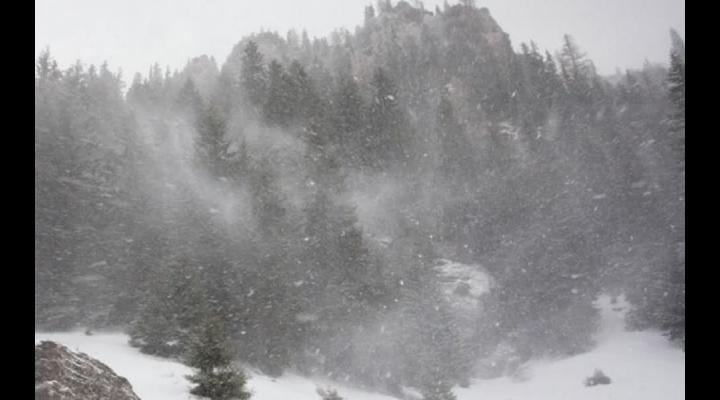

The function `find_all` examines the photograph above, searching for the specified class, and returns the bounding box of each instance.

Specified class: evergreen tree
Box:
[332,74,366,163]
[195,103,228,176]
[288,60,327,134]
[128,256,191,357]
[558,35,595,109]
[186,316,252,400]
[36,48,61,82]
[240,41,267,110]
[664,30,685,349]
[668,29,685,133]
[364,5,375,24]
[175,78,204,118]
[263,60,294,127]
[625,30,685,350]
[365,67,408,169]
[541,50,563,107]
[224,139,251,184]
[246,155,288,240]
[420,379,457,400]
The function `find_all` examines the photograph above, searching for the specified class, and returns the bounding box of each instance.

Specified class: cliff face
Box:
[35,341,141,400]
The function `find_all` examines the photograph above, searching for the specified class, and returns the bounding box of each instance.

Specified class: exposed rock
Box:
[35,341,140,400]
[434,258,492,309]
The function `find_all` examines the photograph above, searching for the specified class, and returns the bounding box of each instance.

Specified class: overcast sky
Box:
[35,0,684,79]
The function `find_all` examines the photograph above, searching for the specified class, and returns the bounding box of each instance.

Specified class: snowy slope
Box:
[455,295,685,400]
[35,295,684,400]
[33,332,397,400]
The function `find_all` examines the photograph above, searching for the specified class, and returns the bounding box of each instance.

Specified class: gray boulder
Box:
[35,340,141,400]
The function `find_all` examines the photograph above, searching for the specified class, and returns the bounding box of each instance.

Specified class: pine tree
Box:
[195,103,228,176]
[225,139,250,185]
[420,379,457,400]
[558,35,594,108]
[128,256,186,357]
[129,292,180,356]
[246,155,288,240]
[186,317,252,400]
[263,60,294,127]
[364,5,375,24]
[662,32,685,348]
[541,50,563,107]
[365,67,408,169]
[668,29,685,133]
[240,41,267,110]
[460,0,475,8]
[175,78,204,120]
[332,74,366,163]
[288,60,327,134]
[625,30,685,349]
[36,48,61,82]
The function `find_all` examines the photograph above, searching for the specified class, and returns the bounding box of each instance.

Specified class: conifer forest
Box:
[35,2,685,399]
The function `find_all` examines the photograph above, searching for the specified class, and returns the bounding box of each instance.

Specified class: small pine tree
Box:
[420,379,457,400]
[186,317,252,400]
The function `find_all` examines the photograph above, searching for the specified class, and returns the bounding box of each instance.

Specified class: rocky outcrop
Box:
[35,341,140,400]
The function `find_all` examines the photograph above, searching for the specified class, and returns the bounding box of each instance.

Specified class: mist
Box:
[35,1,684,399]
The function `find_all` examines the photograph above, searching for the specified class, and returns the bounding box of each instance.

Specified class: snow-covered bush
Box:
[584,369,611,386]
[316,387,343,400]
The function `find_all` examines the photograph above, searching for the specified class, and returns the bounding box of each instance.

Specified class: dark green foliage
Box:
[668,29,685,133]
[240,41,267,109]
[263,60,295,127]
[195,103,229,176]
[175,78,204,118]
[35,50,140,330]
[186,317,252,400]
[364,67,409,169]
[623,30,685,350]
[420,380,457,400]
[558,34,595,108]
[332,74,366,163]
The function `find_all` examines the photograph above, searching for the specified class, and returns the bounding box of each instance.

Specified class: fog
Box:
[35,1,684,399]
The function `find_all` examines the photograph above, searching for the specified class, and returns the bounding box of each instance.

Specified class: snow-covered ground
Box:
[33,333,397,400]
[35,294,684,400]
[455,295,685,400]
